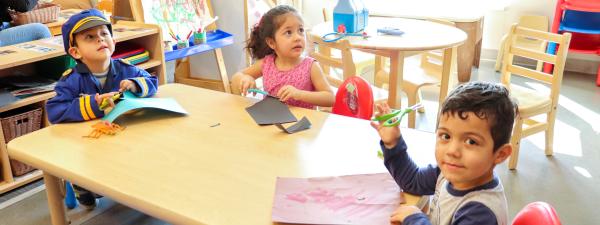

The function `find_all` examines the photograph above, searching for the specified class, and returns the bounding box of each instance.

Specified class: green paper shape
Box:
[102,91,187,123]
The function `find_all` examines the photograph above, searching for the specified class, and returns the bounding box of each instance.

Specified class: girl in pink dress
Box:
[231,5,334,109]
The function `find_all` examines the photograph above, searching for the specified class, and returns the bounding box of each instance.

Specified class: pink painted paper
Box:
[272,173,405,224]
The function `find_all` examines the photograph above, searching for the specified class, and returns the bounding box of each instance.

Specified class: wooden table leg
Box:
[213,48,231,94]
[439,48,454,108]
[455,19,483,83]
[374,56,385,87]
[44,172,68,225]
[473,18,484,68]
[387,51,405,108]
[473,38,483,68]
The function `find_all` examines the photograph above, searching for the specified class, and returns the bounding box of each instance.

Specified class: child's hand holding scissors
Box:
[239,74,257,96]
[95,92,120,111]
[370,103,401,149]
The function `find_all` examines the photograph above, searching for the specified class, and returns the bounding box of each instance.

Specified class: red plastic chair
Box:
[332,76,374,120]
[544,0,600,86]
[512,202,562,225]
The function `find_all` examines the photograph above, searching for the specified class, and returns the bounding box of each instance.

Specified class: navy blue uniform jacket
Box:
[46,59,158,123]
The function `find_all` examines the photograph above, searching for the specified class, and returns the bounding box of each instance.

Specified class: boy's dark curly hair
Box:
[439,81,518,151]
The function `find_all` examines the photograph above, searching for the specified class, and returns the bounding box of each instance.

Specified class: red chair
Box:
[512,202,562,225]
[544,0,600,86]
[332,76,374,120]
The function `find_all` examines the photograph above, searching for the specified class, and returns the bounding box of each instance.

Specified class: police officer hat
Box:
[61,9,112,53]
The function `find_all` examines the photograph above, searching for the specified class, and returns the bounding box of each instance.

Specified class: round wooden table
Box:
[310,17,467,109]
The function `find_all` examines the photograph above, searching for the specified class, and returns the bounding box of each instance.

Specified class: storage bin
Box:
[1,107,42,176]
[9,3,61,25]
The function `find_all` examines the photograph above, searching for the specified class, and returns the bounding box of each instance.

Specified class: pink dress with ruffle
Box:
[262,54,316,109]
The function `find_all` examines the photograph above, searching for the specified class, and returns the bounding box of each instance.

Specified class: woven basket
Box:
[1,107,42,176]
[9,3,60,25]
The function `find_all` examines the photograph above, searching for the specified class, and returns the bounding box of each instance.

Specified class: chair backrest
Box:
[519,15,549,32]
[515,15,549,47]
[561,10,600,31]
[332,76,373,120]
[500,24,571,105]
[420,19,456,76]
[512,202,562,225]
[564,0,600,12]
[308,33,357,87]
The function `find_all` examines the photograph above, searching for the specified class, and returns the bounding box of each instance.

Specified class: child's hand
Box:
[277,85,300,102]
[238,75,257,96]
[119,80,138,93]
[370,103,401,149]
[390,205,421,224]
[95,92,120,109]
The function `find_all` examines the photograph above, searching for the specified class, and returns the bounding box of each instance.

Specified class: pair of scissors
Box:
[247,88,281,99]
[371,103,423,127]
[99,92,123,110]
[247,88,270,96]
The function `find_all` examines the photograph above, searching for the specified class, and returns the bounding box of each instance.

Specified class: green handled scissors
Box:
[247,88,269,96]
[247,88,280,99]
[371,103,423,127]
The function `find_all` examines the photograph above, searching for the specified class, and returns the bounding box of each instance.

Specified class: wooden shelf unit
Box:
[0,22,166,194]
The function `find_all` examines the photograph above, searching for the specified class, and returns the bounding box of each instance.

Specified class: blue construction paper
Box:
[102,91,187,123]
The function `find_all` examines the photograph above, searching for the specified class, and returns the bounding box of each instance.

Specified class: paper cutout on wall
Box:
[102,91,187,123]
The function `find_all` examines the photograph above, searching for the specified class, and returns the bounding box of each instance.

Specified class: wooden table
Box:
[310,17,466,109]
[8,84,436,225]
[368,2,484,82]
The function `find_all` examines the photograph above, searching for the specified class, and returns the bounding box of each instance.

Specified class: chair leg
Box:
[407,90,417,129]
[596,65,600,86]
[535,60,544,72]
[545,110,557,156]
[494,44,504,72]
[374,56,386,87]
[508,117,524,170]
[416,89,425,113]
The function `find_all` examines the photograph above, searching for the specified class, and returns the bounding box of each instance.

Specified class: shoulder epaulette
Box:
[62,68,73,77]
[118,58,133,66]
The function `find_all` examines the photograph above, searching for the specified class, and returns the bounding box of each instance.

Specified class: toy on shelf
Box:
[333,0,368,33]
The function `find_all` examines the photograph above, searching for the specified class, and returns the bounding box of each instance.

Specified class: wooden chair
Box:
[308,33,387,102]
[500,24,571,170]
[308,34,354,87]
[374,19,457,128]
[495,15,549,72]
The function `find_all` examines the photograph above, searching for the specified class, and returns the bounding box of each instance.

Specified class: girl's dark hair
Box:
[246,5,301,59]
[439,81,518,151]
